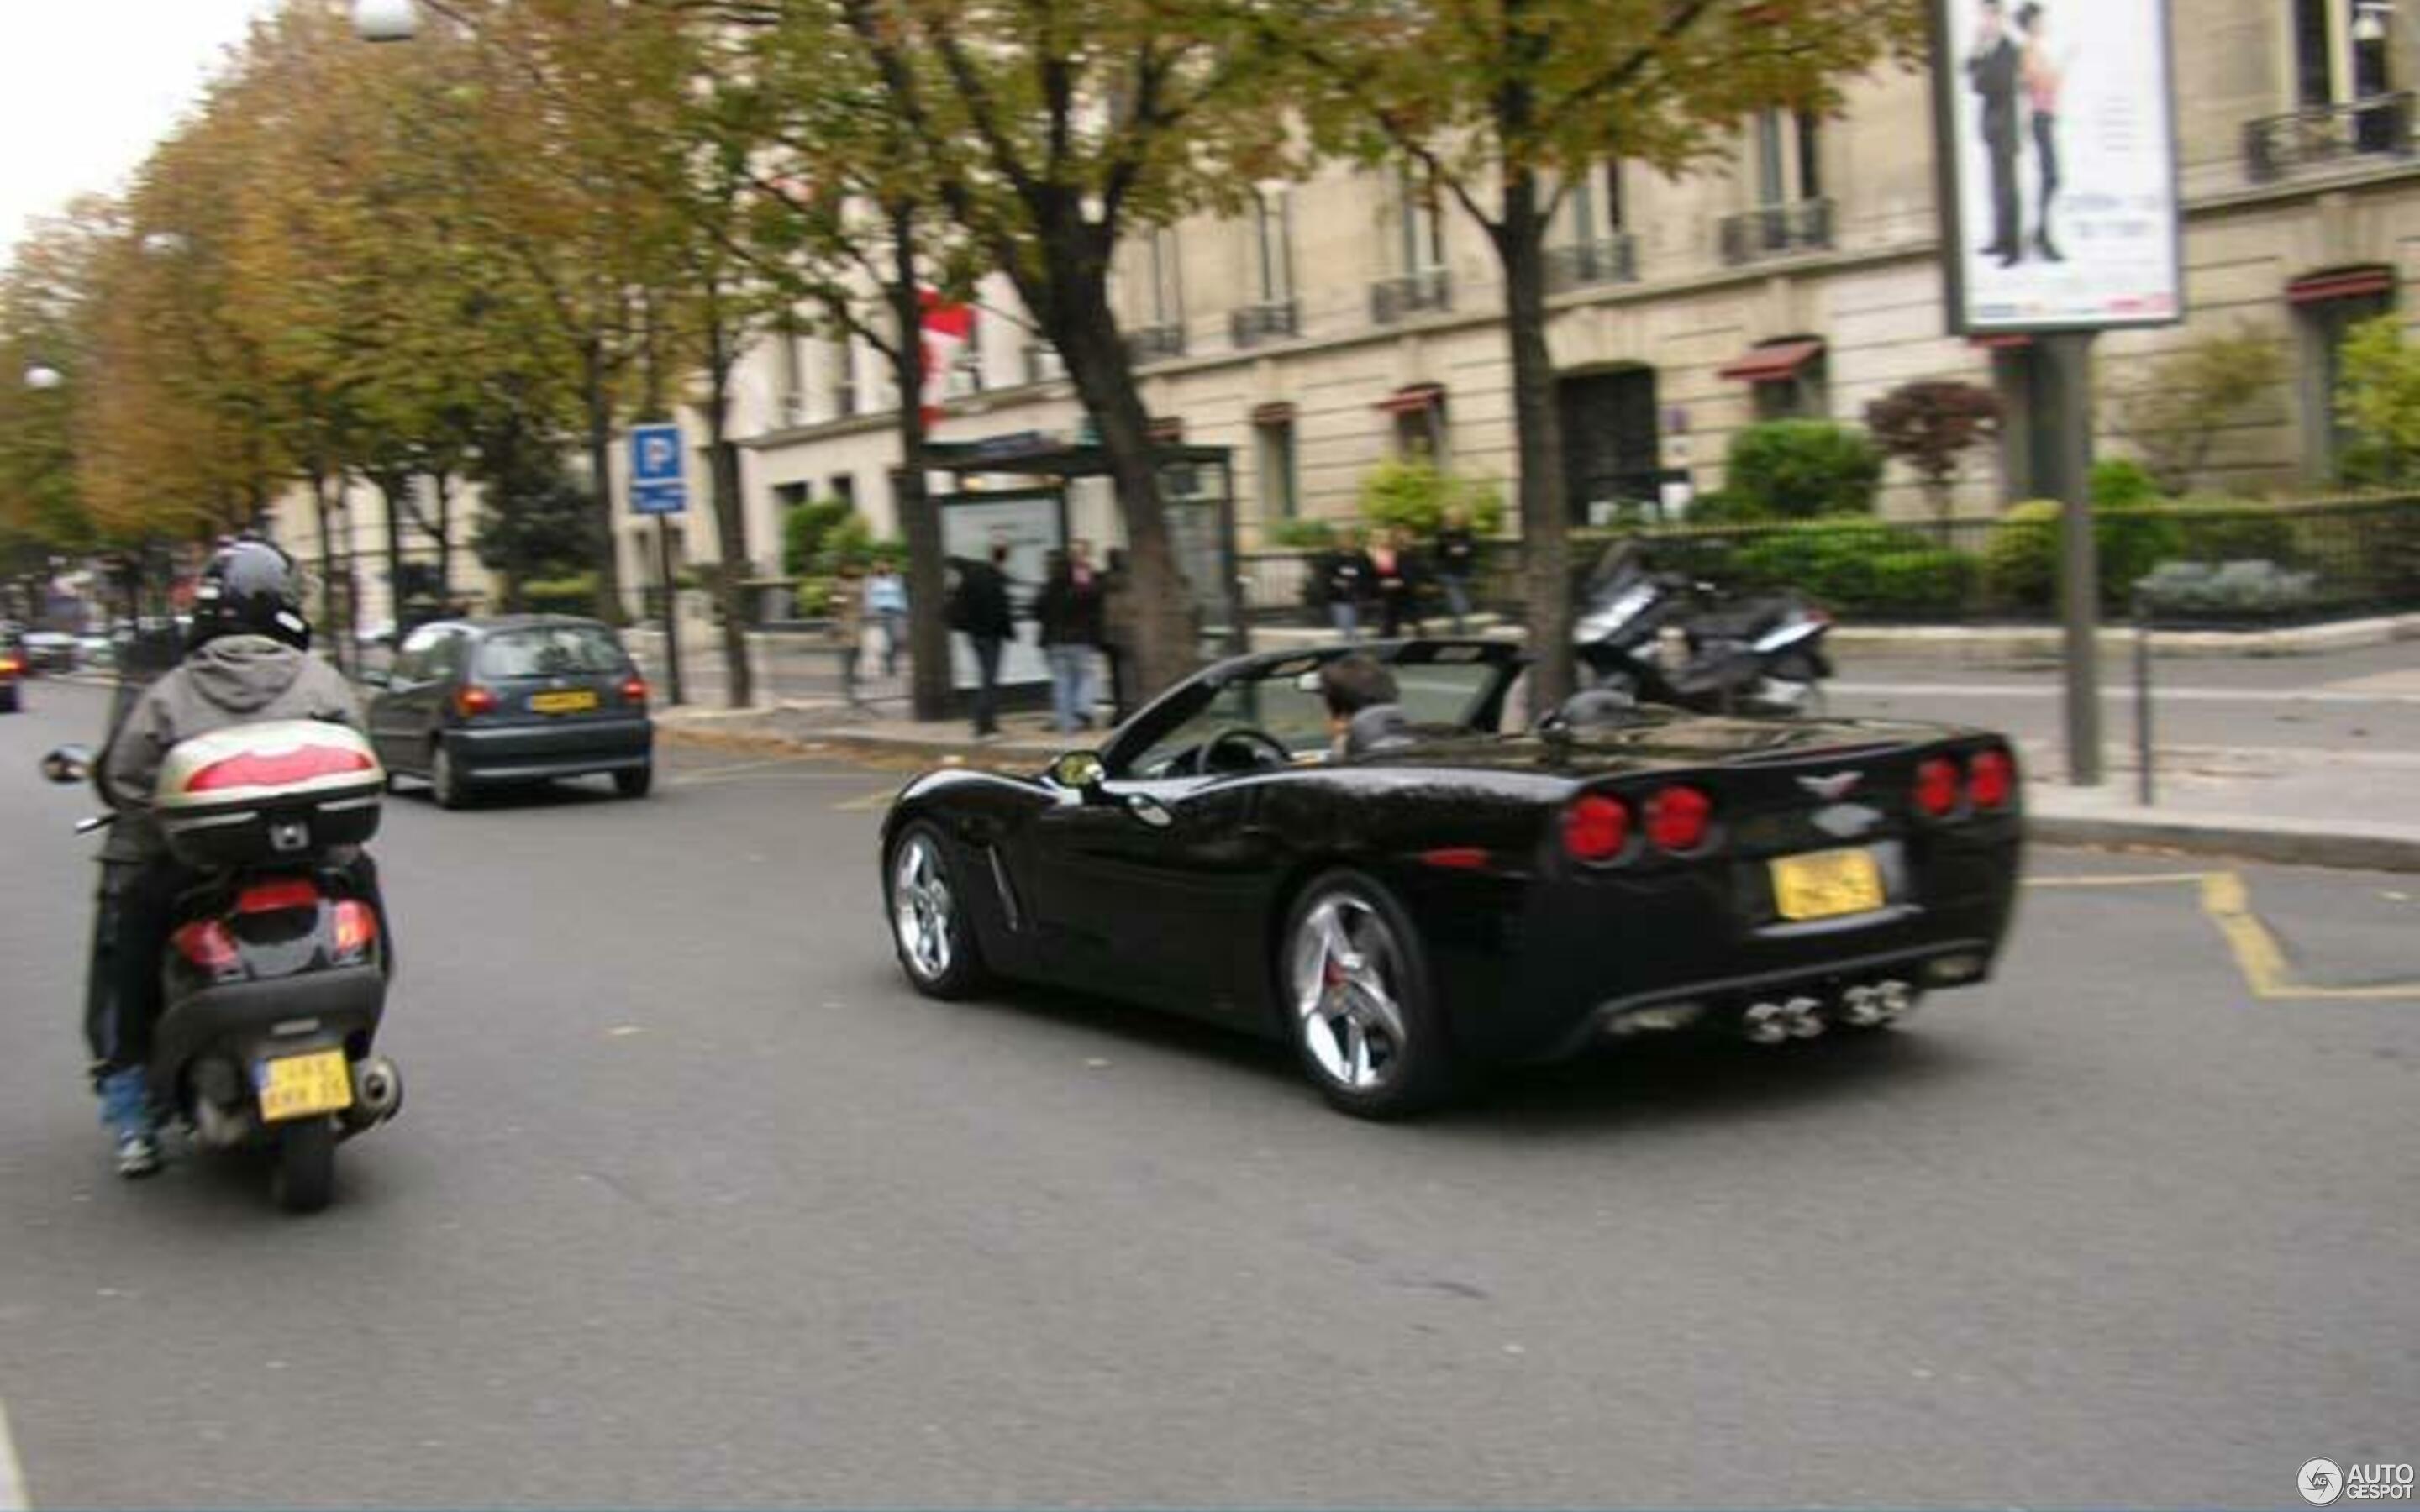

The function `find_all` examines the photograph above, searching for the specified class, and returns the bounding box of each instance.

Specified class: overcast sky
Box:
[3,0,283,258]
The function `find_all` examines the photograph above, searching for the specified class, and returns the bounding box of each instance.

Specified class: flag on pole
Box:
[918,290,976,428]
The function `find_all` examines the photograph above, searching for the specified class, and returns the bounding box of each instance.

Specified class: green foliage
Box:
[520,574,598,617]
[794,576,839,618]
[1728,520,1962,614]
[1355,459,1507,538]
[471,434,594,593]
[781,499,853,576]
[1268,517,1337,550]
[2111,328,2286,493]
[1723,422,1884,519]
[1862,380,2002,519]
[1982,500,2186,612]
[2336,314,2420,486]
[2090,458,2164,508]
[2166,498,2299,564]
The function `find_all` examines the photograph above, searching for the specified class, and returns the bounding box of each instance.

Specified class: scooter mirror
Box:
[40,744,94,785]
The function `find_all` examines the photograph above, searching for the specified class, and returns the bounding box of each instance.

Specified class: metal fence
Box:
[1239,495,2420,630]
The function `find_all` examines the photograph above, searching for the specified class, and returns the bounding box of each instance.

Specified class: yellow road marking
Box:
[2028,870,2420,1001]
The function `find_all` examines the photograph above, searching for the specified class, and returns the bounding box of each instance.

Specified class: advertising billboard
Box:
[1932,0,2183,333]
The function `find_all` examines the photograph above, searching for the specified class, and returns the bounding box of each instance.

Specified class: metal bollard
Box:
[2132,585,2155,807]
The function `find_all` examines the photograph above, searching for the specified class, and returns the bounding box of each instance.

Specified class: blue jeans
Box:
[1440,574,1472,633]
[871,610,907,676]
[1329,601,1360,643]
[1047,644,1094,732]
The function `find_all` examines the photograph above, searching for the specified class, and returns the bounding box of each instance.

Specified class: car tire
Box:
[431,742,471,811]
[613,764,653,799]
[1281,869,1457,1119]
[270,1116,336,1215]
[886,821,990,1000]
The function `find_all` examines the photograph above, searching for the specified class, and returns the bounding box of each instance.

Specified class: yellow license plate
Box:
[1770,848,1886,921]
[256,1050,354,1123]
[529,690,598,714]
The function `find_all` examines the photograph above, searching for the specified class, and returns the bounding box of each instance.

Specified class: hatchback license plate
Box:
[1770,848,1886,921]
[256,1050,353,1123]
[529,690,598,714]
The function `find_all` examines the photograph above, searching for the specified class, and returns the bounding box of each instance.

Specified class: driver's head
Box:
[1318,653,1398,744]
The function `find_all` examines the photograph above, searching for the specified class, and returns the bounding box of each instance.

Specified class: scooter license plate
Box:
[256,1050,353,1122]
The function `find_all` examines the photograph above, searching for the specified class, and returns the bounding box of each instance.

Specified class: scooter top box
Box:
[153,720,384,869]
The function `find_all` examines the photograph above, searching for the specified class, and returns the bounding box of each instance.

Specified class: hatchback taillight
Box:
[455,685,498,718]
[1969,748,2015,810]
[1914,756,1962,819]
[620,675,649,706]
[1561,794,1631,864]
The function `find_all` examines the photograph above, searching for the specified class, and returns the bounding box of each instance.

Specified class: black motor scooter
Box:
[1573,541,1833,714]
[45,718,402,1213]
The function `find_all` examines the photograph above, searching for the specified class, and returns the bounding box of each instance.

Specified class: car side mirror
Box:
[1048,750,1106,792]
[41,744,93,785]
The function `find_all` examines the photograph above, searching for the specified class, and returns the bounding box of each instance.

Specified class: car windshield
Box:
[1122,652,1507,779]
[477,626,625,680]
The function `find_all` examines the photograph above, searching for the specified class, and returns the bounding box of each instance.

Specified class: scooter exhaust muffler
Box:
[343,1055,404,1132]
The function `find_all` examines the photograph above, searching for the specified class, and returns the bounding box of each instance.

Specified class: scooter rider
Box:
[84,538,378,1179]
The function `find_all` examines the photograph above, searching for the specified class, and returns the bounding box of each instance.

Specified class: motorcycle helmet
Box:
[189,538,311,651]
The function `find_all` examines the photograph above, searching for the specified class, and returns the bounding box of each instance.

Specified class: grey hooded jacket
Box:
[97,635,365,864]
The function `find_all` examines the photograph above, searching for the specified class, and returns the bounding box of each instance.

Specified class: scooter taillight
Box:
[172,920,242,974]
[236,878,321,914]
[331,900,379,962]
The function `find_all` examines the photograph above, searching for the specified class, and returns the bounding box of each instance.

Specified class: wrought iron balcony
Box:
[1544,235,1640,293]
[1228,299,1301,348]
[1124,323,1187,365]
[1718,199,1834,266]
[1370,268,1452,324]
[2244,93,2415,182]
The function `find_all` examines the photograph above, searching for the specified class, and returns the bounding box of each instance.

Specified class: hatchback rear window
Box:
[477,626,627,680]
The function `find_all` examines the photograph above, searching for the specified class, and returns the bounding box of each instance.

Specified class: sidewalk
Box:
[656,690,2420,874]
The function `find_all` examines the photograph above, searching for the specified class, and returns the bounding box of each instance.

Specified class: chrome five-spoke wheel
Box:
[1282,873,1453,1117]
[888,823,986,998]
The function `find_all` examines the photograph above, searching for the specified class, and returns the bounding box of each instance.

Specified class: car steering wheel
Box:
[1202,727,1293,774]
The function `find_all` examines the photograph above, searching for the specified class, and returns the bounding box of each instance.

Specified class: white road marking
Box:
[1831,681,2420,707]
[0,1396,31,1510]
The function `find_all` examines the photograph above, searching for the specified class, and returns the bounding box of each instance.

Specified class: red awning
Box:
[1250,401,1297,427]
[1718,339,1824,384]
[1375,381,1446,415]
[2287,267,2396,305]
[1147,415,1186,443]
[1969,333,2033,350]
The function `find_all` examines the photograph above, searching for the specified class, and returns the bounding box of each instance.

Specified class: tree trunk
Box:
[1039,267,1197,702]
[703,305,755,710]
[888,205,953,725]
[582,350,624,626]
[431,472,453,606]
[1495,168,1574,716]
[378,473,408,638]
[308,466,349,678]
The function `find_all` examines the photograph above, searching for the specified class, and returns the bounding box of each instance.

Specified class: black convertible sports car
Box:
[880,640,2023,1117]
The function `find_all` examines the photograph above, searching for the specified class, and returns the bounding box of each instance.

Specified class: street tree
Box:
[2109,328,2286,494]
[1865,378,2003,528]
[1266,0,1923,710]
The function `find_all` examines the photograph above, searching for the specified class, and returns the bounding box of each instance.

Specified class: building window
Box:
[829,475,857,511]
[1380,385,1448,463]
[1720,338,1829,422]
[1754,109,1822,207]
[833,337,860,419]
[1150,228,1183,329]
[1255,417,1297,520]
[2291,267,2397,480]
[1255,189,1294,305]
[774,481,808,512]
[778,320,807,427]
[1397,165,1446,275]
[2296,0,2398,106]
[946,308,986,397]
[1558,368,1662,527]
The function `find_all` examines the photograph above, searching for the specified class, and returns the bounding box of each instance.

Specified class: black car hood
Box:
[1354,711,1971,778]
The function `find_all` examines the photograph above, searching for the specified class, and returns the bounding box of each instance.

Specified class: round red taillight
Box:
[1968,748,2014,810]
[1914,755,1962,818]
[1561,794,1631,864]
[1644,785,1712,853]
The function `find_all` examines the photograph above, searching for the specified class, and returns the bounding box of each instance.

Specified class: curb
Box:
[2025,811,2420,873]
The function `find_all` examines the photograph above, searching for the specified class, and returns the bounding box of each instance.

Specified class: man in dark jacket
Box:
[86,540,375,1177]
[1968,0,2025,266]
[1320,528,1375,643]
[1033,541,1107,733]
[950,543,1017,738]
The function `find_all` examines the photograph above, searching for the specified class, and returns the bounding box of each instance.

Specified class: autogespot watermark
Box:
[2302,1458,2417,1504]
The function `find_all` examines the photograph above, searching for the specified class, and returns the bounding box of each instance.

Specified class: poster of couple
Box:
[1936,0,2182,333]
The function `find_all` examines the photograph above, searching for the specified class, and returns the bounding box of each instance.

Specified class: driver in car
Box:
[1319,654,1411,762]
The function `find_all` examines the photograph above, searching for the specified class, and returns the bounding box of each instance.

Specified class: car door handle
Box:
[1123,793,1174,829]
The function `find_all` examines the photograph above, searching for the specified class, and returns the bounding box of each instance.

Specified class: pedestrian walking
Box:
[948,544,1015,738]
[863,560,908,677]
[1434,506,1479,633]
[1101,548,1136,724]
[1033,543,1107,734]
[831,562,868,701]
[1320,528,1375,643]
[1370,528,1422,640]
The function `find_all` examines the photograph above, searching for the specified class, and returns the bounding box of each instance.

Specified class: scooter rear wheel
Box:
[271,1116,337,1214]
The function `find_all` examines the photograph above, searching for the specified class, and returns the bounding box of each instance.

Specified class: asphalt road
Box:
[2,678,2414,1509]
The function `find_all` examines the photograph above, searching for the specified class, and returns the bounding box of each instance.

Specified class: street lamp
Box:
[2354,0,2394,45]
[354,0,422,42]
[23,364,64,391]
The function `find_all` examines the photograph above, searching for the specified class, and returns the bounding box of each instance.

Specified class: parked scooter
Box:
[44,719,402,1213]
[1573,540,1833,714]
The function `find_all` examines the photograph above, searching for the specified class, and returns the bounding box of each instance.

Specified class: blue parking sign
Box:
[629,423,687,516]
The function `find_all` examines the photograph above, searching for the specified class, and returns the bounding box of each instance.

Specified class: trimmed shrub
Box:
[781,499,853,576]
[520,574,597,617]
[1356,458,1507,538]
[1728,519,1949,612]
[2090,457,2164,509]
[2167,498,2299,564]
[1268,516,1338,550]
[1982,500,2187,612]
[1723,421,1883,519]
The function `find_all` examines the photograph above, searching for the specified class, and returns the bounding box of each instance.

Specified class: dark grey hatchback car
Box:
[365,616,653,807]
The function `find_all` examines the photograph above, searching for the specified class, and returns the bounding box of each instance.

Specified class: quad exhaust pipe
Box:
[1743,979,1918,1043]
